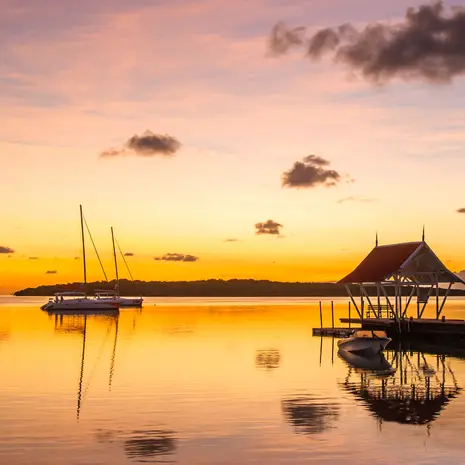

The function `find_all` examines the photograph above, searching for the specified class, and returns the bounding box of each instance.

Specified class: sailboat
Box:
[41,206,120,312]
[94,227,143,308]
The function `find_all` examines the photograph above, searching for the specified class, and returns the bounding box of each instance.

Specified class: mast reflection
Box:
[48,310,119,420]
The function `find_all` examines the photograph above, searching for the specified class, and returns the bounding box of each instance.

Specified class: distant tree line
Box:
[13,279,465,297]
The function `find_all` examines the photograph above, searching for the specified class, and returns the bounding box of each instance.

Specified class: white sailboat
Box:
[41,206,120,312]
[94,227,143,308]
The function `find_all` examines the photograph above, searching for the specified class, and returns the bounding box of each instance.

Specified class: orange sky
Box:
[2,0,465,292]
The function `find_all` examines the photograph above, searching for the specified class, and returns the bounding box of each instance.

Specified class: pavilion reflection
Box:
[339,346,461,425]
[282,395,340,435]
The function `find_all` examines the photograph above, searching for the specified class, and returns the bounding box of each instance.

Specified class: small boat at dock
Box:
[337,330,391,354]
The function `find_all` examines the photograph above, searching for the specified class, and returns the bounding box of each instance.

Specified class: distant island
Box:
[14,279,465,297]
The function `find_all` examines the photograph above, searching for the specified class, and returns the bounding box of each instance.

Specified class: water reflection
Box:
[339,347,462,425]
[0,329,10,341]
[49,311,120,419]
[255,349,281,371]
[124,429,177,462]
[96,428,177,463]
[282,396,340,435]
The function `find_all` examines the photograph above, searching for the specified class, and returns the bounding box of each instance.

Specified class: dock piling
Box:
[331,301,334,329]
[319,301,323,329]
[348,301,351,329]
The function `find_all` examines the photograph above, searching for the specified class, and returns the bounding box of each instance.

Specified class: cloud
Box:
[154,253,199,262]
[124,252,134,256]
[0,246,14,254]
[29,256,39,260]
[45,270,57,274]
[74,256,80,259]
[224,238,241,243]
[282,155,341,188]
[269,2,465,84]
[338,196,375,204]
[255,220,283,236]
[101,130,181,157]
[457,208,465,213]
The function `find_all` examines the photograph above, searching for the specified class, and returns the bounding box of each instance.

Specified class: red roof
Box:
[338,242,422,284]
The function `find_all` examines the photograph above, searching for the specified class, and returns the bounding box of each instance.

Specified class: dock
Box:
[312,327,353,337]
[340,317,465,343]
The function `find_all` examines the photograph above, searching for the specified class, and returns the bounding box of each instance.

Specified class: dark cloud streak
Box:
[457,208,465,213]
[338,196,375,204]
[255,220,283,236]
[154,253,199,262]
[0,246,14,254]
[269,2,465,84]
[101,130,181,157]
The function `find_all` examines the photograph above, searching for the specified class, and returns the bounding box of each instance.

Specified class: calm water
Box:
[2,296,465,465]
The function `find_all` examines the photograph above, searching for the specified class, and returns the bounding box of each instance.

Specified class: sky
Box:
[2,0,465,292]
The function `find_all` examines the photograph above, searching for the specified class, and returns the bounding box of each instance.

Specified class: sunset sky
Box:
[2,0,465,293]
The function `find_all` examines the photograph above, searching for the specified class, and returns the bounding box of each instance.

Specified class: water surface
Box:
[1,297,465,464]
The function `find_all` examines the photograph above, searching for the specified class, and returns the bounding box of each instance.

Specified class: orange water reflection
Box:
[1,297,465,464]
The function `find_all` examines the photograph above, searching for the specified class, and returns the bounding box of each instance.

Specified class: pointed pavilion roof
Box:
[339,241,464,285]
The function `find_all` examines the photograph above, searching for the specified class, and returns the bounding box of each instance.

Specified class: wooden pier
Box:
[312,327,353,337]
[340,317,465,343]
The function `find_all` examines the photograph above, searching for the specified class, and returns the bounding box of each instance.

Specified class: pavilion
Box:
[338,240,464,320]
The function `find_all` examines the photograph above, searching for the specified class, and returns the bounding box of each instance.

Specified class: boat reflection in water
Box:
[48,310,120,419]
[338,349,395,377]
[339,346,462,425]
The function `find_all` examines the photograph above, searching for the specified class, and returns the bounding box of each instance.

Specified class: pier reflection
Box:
[339,347,462,425]
[282,396,340,435]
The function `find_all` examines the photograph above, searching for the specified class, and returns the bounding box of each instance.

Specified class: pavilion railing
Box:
[365,304,396,319]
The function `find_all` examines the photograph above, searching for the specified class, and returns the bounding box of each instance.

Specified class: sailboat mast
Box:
[80,205,87,288]
[111,227,119,297]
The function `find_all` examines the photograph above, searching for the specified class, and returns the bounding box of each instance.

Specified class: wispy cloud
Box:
[29,256,39,260]
[457,208,465,213]
[101,131,181,157]
[0,246,14,254]
[269,2,465,84]
[154,253,199,262]
[338,196,375,204]
[282,155,342,189]
[124,252,134,256]
[224,238,241,243]
[45,270,57,274]
[255,220,283,236]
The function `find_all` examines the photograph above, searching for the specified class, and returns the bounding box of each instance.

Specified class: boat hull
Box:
[337,336,391,354]
[95,297,143,308]
[41,299,120,312]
